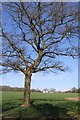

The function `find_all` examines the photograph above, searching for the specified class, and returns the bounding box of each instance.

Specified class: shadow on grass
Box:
[2,102,78,120]
[2,100,22,112]
[33,103,68,118]
[31,98,65,101]
[2,100,79,120]
[2,99,61,112]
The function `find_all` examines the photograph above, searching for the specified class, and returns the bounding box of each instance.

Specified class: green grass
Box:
[0,92,80,119]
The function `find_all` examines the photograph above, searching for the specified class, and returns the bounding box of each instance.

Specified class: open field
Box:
[0,92,80,120]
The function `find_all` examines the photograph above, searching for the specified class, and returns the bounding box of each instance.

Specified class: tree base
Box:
[21,103,31,107]
[21,100,34,107]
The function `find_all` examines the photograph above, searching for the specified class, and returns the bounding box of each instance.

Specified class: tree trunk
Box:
[22,74,31,107]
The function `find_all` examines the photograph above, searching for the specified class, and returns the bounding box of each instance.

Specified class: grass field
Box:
[0,92,80,120]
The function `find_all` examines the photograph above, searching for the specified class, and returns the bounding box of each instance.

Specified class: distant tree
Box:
[43,88,49,93]
[71,87,78,93]
[31,89,37,92]
[1,2,78,107]
[78,88,80,93]
[65,90,71,93]
[49,88,56,93]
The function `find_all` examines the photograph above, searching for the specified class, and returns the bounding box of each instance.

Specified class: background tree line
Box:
[0,86,80,93]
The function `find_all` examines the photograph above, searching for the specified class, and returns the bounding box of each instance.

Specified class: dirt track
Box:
[65,97,80,101]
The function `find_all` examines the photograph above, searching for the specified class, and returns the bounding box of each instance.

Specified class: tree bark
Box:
[22,74,31,107]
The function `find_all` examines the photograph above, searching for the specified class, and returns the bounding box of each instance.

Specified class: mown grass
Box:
[0,92,80,120]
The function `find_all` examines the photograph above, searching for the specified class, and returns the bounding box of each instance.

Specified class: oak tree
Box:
[1,2,78,107]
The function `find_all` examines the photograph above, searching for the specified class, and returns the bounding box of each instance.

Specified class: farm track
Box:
[65,97,80,101]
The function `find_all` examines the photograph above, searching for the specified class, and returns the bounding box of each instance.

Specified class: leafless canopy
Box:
[1,2,78,75]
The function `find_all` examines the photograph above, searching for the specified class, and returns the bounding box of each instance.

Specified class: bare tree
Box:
[1,2,78,107]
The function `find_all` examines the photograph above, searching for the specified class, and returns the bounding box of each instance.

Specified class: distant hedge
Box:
[0,86,42,92]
